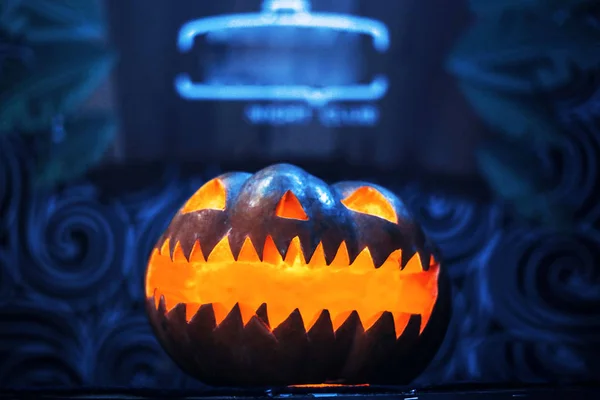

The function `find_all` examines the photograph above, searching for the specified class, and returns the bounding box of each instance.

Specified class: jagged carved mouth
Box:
[146,233,439,338]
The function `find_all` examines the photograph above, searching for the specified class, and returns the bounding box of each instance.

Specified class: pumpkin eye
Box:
[275,190,309,220]
[341,186,398,223]
[181,178,227,213]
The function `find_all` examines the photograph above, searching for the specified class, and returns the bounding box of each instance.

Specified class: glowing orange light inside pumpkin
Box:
[288,383,370,388]
[146,237,438,338]
[146,180,439,341]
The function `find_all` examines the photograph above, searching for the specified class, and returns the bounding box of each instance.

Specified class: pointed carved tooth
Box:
[256,303,270,327]
[305,310,336,383]
[237,302,257,326]
[207,235,235,263]
[237,237,261,262]
[273,309,307,339]
[188,240,205,263]
[159,238,170,256]
[217,303,244,330]
[378,249,402,271]
[393,312,411,338]
[334,311,364,337]
[284,236,306,266]
[153,289,161,309]
[347,311,396,377]
[332,310,364,377]
[164,304,189,352]
[332,310,355,332]
[401,250,413,268]
[185,303,201,322]
[363,311,386,332]
[213,303,245,347]
[330,241,350,267]
[364,311,396,337]
[160,293,178,313]
[244,316,277,346]
[333,311,364,346]
[186,305,221,368]
[145,253,159,298]
[306,309,333,334]
[395,314,421,348]
[349,247,375,272]
[268,305,298,330]
[403,252,423,273]
[420,310,432,334]
[166,303,187,321]
[273,309,310,379]
[188,303,219,331]
[308,242,327,267]
[242,315,279,383]
[157,294,167,314]
[419,250,431,271]
[172,241,187,262]
[262,235,283,264]
[304,310,322,332]
[430,254,439,268]
[245,315,274,337]
[211,302,229,325]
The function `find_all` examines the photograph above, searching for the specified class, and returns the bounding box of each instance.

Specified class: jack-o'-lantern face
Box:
[145,164,449,387]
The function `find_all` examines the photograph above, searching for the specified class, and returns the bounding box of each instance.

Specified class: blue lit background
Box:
[1,0,600,391]
[176,0,389,106]
[109,0,479,174]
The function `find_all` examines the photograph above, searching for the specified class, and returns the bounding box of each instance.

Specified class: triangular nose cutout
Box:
[275,190,309,220]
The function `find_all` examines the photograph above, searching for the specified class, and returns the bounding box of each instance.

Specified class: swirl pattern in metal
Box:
[1,103,600,386]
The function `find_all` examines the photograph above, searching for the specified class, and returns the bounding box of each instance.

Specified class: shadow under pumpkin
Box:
[145,164,450,387]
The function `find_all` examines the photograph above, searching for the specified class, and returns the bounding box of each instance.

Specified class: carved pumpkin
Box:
[145,164,449,387]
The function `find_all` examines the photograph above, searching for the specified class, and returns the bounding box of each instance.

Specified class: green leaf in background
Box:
[35,112,117,188]
[459,84,563,144]
[0,0,117,186]
[0,0,27,35]
[448,9,600,94]
[2,0,106,40]
[476,138,571,227]
[446,1,600,227]
[0,41,116,136]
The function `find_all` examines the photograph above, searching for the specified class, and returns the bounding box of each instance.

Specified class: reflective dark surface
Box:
[0,386,598,400]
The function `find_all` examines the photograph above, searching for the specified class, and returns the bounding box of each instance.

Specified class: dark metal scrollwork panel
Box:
[1,121,600,387]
